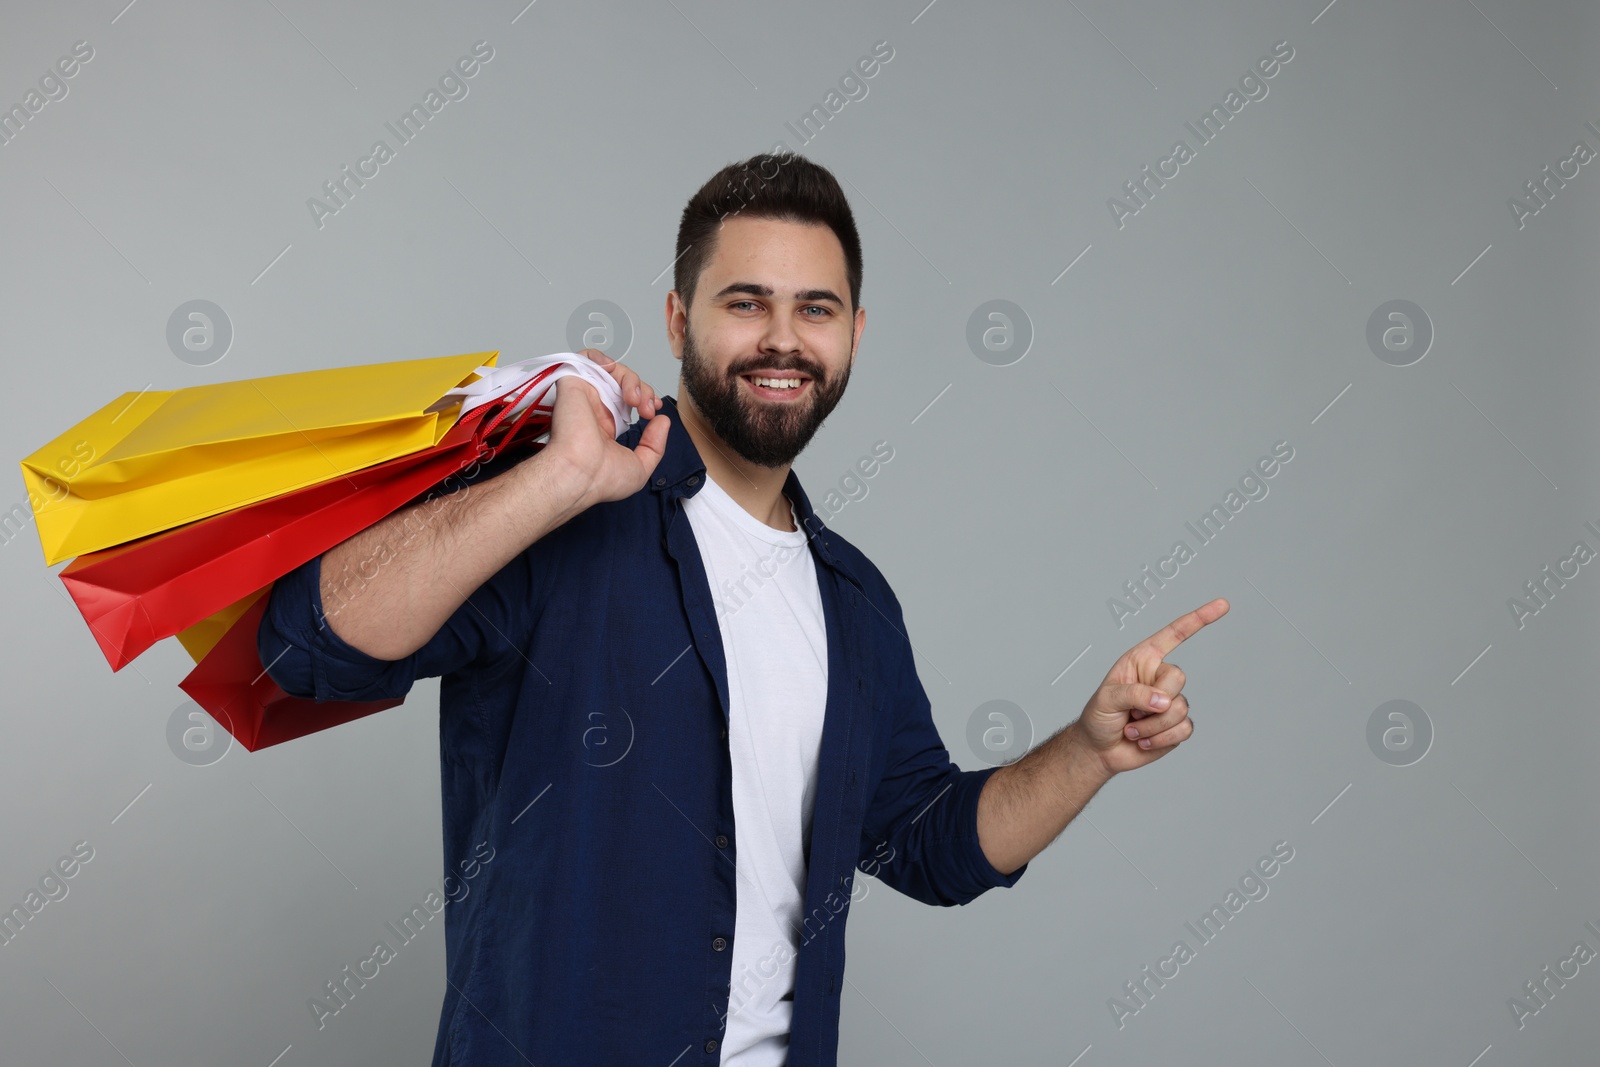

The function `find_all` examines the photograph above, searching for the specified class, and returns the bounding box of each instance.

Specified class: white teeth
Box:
[750,375,803,389]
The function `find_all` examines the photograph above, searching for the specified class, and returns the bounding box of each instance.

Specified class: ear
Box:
[664,291,686,360]
[849,304,866,369]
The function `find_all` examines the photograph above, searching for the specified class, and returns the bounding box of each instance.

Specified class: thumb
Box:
[632,413,670,478]
[1096,681,1171,721]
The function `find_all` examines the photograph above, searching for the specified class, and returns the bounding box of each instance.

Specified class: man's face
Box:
[672,215,863,469]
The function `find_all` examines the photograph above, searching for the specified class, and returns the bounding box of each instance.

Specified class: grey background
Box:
[2,0,1596,1063]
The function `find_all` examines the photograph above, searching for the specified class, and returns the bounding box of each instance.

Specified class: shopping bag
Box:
[174,586,271,664]
[60,364,567,672]
[172,361,590,751]
[20,350,497,565]
[177,589,403,752]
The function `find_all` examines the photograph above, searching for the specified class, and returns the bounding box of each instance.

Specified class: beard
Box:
[679,318,851,469]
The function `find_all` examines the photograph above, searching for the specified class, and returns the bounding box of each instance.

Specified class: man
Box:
[259,151,1226,1066]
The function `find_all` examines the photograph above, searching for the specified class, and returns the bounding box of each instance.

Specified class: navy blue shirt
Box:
[258,393,1026,1066]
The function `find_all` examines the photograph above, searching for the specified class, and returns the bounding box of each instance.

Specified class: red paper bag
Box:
[177,590,403,751]
[60,368,558,671]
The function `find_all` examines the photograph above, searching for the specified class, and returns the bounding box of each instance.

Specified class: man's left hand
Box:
[1074,598,1229,777]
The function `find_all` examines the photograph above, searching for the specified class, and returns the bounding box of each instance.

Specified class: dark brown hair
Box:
[673,150,863,315]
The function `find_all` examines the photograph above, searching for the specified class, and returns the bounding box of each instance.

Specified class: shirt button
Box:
[715,834,729,849]
[654,475,666,486]
[687,474,700,486]
[704,1039,719,1054]
[712,936,728,951]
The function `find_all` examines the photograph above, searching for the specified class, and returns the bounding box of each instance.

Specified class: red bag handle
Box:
[472,363,565,457]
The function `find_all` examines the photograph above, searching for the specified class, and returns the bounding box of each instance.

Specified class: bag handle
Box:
[473,363,564,458]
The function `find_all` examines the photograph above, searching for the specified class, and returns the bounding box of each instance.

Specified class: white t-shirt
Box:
[683,472,828,1067]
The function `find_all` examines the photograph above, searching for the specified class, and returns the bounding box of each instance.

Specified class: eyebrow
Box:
[713,282,845,308]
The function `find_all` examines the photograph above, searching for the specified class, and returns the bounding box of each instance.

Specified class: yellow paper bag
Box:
[21,350,497,565]
[175,585,272,664]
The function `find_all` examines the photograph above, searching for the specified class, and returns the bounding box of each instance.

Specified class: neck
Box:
[672,388,796,533]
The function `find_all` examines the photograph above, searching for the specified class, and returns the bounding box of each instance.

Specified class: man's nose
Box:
[760,311,803,354]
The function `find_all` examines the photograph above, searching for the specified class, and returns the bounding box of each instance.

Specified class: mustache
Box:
[729,361,824,380]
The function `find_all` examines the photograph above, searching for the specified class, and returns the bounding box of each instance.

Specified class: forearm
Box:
[318,448,590,660]
[975,721,1115,876]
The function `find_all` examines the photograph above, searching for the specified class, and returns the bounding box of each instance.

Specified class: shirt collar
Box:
[640,394,847,573]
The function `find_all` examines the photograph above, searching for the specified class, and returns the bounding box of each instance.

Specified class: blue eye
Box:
[729,300,831,316]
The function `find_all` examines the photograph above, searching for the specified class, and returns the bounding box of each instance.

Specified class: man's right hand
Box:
[539,348,670,511]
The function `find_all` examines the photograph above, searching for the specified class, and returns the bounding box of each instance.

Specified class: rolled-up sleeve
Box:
[257,471,548,703]
[858,589,1028,907]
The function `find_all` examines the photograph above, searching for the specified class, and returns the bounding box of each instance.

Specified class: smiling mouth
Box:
[740,374,812,400]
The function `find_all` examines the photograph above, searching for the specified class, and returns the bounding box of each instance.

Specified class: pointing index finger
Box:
[1140,598,1229,659]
